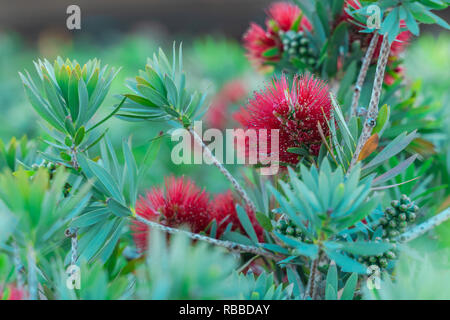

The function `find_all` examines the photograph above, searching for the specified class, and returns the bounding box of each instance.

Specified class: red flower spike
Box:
[243,23,280,68]
[211,191,264,242]
[0,285,25,300]
[266,2,312,32]
[206,80,247,129]
[243,2,311,68]
[132,176,212,252]
[234,74,332,166]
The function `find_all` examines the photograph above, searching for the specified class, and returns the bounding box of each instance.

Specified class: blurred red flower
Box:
[266,2,312,33]
[243,1,311,68]
[206,80,247,129]
[341,0,412,59]
[243,23,280,68]
[234,74,332,165]
[0,285,25,300]
[132,176,212,252]
[211,191,264,242]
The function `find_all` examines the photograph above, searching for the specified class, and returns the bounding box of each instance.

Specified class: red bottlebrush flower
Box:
[267,1,312,32]
[131,176,212,252]
[243,2,311,69]
[384,64,404,85]
[388,25,411,57]
[206,80,247,129]
[340,0,411,60]
[221,80,247,104]
[341,0,362,23]
[207,96,229,130]
[0,285,25,300]
[243,23,281,68]
[211,191,264,242]
[234,74,332,166]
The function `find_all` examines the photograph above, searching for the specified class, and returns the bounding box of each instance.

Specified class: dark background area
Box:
[1,0,449,41]
[0,0,273,40]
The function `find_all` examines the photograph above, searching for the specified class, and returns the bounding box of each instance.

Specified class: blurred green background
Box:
[0,1,449,196]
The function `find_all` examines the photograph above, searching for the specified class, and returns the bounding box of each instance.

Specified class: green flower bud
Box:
[398,221,407,228]
[391,200,400,208]
[286,226,295,235]
[400,194,409,204]
[385,251,396,259]
[379,258,388,268]
[300,38,308,45]
[389,230,399,237]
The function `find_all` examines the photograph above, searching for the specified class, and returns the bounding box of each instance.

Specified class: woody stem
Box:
[397,207,450,243]
[350,32,380,117]
[189,128,257,213]
[133,215,278,260]
[347,34,390,176]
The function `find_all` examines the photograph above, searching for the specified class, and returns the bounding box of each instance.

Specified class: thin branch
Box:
[71,147,79,170]
[305,251,322,299]
[26,246,37,300]
[65,227,78,265]
[189,128,257,213]
[133,215,279,260]
[347,34,391,176]
[350,32,380,117]
[397,207,450,243]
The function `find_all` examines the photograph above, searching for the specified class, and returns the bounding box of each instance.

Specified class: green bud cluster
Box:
[358,237,398,269]
[274,218,313,246]
[360,195,419,270]
[32,159,57,175]
[379,194,418,241]
[279,30,316,67]
[275,219,303,238]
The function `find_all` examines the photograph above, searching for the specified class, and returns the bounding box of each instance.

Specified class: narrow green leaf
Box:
[76,79,89,127]
[364,131,417,170]
[137,84,168,107]
[107,198,132,217]
[255,211,273,232]
[236,204,259,244]
[74,126,85,146]
[326,264,338,295]
[338,241,392,256]
[340,273,358,300]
